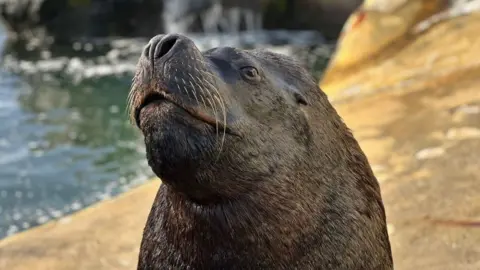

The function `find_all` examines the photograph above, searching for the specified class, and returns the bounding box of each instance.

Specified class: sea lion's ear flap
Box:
[285,83,309,106]
[293,91,309,106]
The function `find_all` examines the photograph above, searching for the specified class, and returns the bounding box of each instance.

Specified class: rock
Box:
[321,0,449,93]
[415,0,480,33]
[0,0,164,44]
[0,0,362,45]
[319,0,480,98]
[446,127,480,140]
[262,0,363,40]
[415,147,446,160]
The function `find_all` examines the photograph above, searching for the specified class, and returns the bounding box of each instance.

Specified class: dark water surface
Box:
[0,26,332,239]
[0,30,152,239]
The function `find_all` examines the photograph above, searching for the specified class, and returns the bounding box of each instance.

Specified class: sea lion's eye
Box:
[240,66,260,82]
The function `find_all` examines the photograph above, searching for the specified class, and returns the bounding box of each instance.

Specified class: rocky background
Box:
[0,0,362,44]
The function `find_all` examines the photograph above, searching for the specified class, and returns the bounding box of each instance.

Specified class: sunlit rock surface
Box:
[320,0,480,98]
[1,13,480,270]
[323,0,447,74]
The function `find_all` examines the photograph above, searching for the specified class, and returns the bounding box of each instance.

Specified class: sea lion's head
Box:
[128,34,349,205]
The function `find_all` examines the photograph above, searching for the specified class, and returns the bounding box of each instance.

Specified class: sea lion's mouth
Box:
[135,91,240,136]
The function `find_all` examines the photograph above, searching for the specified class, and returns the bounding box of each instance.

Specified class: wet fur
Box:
[129,35,393,270]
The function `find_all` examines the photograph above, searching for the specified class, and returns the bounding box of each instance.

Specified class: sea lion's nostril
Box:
[143,35,179,63]
[143,43,151,58]
[154,35,179,59]
[143,35,164,59]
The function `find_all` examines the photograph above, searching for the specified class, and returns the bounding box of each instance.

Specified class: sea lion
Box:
[128,33,393,270]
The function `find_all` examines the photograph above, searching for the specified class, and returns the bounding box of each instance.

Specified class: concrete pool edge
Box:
[0,179,159,245]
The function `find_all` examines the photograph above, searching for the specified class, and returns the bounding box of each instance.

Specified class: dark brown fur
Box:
[128,34,393,270]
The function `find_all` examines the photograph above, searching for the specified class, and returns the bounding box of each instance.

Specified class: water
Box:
[0,27,152,238]
[0,24,332,239]
[163,0,263,34]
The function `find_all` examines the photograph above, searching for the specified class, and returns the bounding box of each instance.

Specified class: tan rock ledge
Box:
[321,4,480,100]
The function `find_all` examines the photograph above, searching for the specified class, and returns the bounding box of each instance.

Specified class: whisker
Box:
[182,77,200,106]
[127,76,142,124]
[174,72,192,101]
[202,75,228,160]
[188,74,219,138]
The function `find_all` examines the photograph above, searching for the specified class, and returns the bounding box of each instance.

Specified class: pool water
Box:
[0,28,152,238]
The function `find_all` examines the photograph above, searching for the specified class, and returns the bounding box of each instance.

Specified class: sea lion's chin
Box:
[145,135,224,204]
[139,103,217,183]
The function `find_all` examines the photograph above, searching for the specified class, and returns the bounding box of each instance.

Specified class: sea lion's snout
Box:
[128,33,246,193]
[129,33,233,135]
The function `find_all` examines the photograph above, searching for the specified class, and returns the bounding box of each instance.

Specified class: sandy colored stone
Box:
[321,0,448,91]
[333,69,480,270]
[321,9,480,99]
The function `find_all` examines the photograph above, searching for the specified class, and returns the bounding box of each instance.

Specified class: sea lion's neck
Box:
[141,171,351,269]
[140,157,392,269]
[148,181,323,268]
